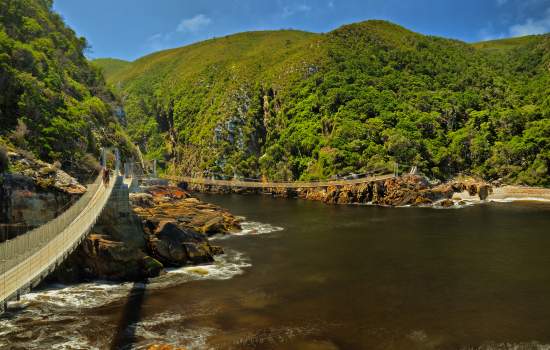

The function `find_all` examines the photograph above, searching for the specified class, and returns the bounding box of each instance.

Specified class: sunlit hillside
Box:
[97,21,550,185]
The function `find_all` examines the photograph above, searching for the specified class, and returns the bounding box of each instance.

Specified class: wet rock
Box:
[201,216,225,234]
[56,234,159,281]
[415,196,433,205]
[148,221,215,266]
[439,199,455,208]
[478,184,492,200]
[141,255,164,276]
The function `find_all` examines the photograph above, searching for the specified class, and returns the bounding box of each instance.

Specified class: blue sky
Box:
[53,0,550,61]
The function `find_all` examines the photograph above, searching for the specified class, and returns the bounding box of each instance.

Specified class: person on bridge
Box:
[102,166,110,185]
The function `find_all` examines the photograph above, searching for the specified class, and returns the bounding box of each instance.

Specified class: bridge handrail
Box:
[163,172,395,189]
[0,171,116,305]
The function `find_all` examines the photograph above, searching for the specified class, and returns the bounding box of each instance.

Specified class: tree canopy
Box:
[0,0,134,175]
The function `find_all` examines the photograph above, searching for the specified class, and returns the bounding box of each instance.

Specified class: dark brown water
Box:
[2,195,550,349]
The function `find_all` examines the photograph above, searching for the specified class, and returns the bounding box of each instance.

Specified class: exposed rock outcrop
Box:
[184,175,492,207]
[0,152,86,228]
[131,186,241,235]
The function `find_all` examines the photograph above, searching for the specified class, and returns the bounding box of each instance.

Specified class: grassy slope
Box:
[472,35,543,51]
[92,58,131,80]
[106,30,321,86]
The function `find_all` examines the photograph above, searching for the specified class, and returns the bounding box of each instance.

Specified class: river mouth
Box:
[3,195,550,349]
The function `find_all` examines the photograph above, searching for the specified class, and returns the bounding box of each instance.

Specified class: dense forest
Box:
[2,0,548,185]
[98,21,550,186]
[0,0,134,175]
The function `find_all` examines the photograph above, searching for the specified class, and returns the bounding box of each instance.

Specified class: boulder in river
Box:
[145,220,220,266]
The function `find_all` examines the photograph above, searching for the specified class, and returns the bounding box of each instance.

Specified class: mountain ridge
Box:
[95,20,550,185]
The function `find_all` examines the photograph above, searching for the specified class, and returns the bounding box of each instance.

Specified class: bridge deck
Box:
[165,174,394,189]
[0,174,118,307]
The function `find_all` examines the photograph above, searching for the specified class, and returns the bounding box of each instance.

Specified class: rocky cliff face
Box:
[0,152,86,229]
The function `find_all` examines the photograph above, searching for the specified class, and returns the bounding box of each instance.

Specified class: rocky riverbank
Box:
[55,185,242,282]
[181,175,493,208]
[0,150,243,283]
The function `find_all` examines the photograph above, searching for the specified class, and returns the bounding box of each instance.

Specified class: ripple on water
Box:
[129,312,215,350]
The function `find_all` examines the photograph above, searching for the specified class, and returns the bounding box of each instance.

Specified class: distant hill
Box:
[0,0,135,175]
[100,20,550,186]
[92,58,131,79]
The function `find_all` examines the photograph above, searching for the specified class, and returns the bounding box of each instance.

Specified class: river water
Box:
[2,195,550,349]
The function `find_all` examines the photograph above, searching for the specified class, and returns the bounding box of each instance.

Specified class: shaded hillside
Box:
[0,0,135,175]
[103,20,550,185]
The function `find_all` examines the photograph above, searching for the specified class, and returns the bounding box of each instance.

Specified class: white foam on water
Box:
[10,248,249,312]
[490,197,550,203]
[431,199,476,210]
[211,221,284,240]
[154,250,251,288]
[20,281,136,309]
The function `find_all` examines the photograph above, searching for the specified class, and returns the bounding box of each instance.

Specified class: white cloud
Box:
[147,33,163,42]
[177,14,212,33]
[146,32,173,51]
[509,8,550,36]
[496,0,508,6]
[328,1,334,8]
[282,4,311,18]
[478,29,505,41]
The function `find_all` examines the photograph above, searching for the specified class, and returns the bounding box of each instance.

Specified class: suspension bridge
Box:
[0,149,128,312]
[162,164,415,189]
[164,173,396,189]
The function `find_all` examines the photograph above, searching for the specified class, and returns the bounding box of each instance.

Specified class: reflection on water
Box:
[2,196,550,349]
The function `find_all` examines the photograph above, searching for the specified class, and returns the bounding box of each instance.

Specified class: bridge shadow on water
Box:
[110,280,148,350]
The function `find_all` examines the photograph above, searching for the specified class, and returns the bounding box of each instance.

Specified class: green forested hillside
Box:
[99,21,550,185]
[0,0,134,175]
